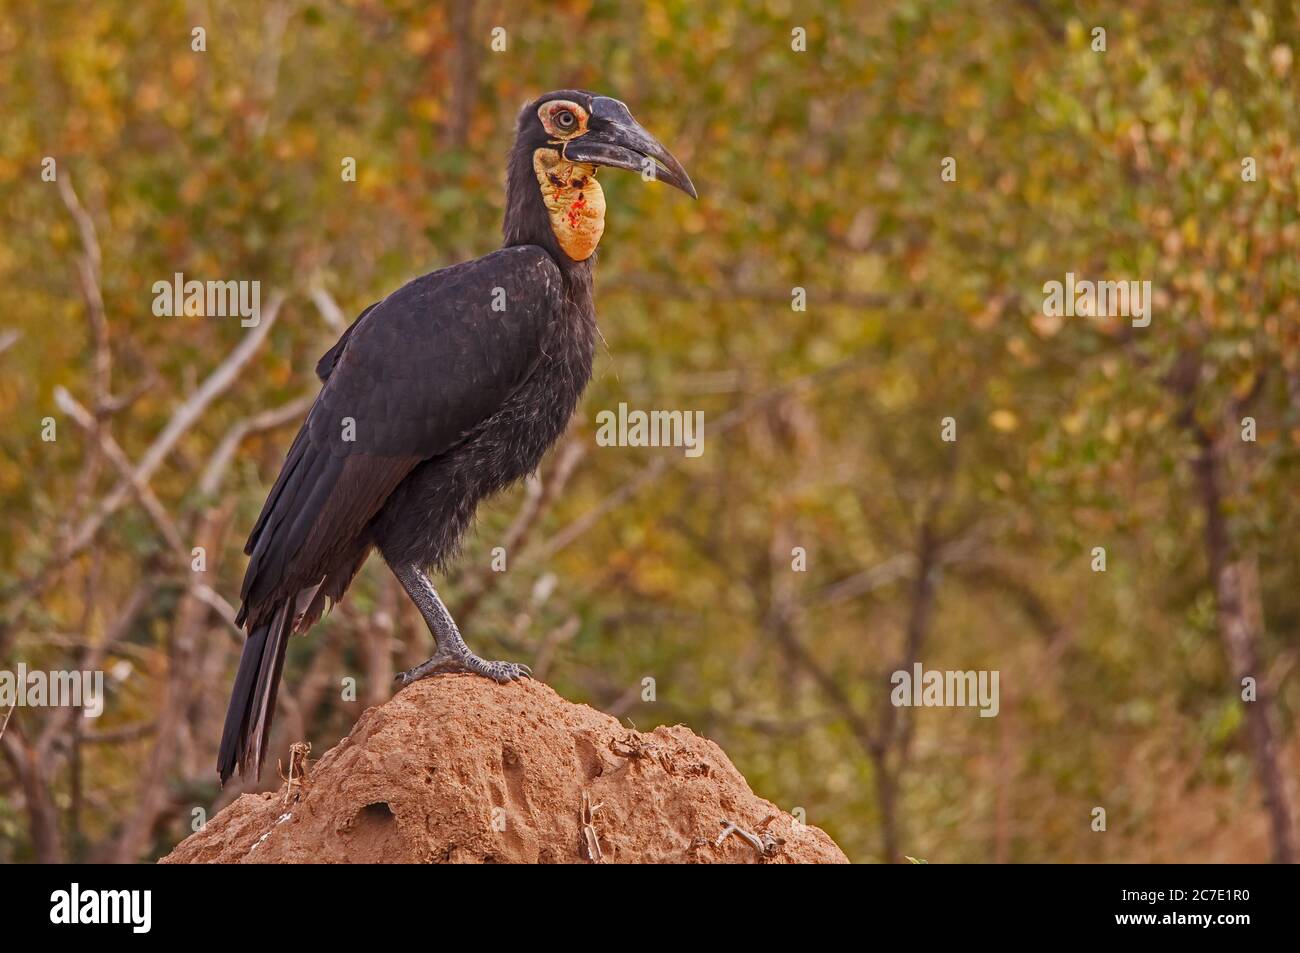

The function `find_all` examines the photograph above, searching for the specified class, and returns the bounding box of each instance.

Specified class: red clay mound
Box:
[162,676,847,864]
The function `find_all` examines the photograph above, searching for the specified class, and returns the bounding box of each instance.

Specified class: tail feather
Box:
[217,600,292,785]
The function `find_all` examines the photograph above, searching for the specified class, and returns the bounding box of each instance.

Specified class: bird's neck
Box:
[531,149,605,261]
[503,143,600,283]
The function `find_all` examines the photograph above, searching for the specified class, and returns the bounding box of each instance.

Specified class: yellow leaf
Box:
[990,409,1019,432]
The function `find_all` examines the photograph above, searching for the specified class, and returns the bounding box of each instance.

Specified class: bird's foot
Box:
[394,646,531,687]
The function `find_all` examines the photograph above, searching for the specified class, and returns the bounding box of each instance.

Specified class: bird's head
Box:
[506,90,696,262]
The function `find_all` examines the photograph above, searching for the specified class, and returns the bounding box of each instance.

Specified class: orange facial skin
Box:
[537,99,590,139]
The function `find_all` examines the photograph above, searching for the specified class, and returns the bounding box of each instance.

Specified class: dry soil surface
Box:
[162,676,847,863]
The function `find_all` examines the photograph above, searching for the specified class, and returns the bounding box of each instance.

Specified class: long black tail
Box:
[217,600,292,785]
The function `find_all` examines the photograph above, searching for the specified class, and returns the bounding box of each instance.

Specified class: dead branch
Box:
[27,581,155,764]
[308,281,347,330]
[56,173,110,410]
[3,292,285,624]
[56,387,245,642]
[54,387,187,554]
[198,392,314,497]
[579,791,603,862]
[278,741,311,805]
[0,703,14,745]
[716,818,782,858]
[0,721,65,862]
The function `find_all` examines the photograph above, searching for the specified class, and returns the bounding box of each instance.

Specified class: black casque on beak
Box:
[562,96,698,199]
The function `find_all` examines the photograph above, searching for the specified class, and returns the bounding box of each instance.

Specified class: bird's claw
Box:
[477,659,531,683]
[395,650,531,687]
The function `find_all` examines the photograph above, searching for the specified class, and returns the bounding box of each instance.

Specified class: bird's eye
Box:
[555,109,576,130]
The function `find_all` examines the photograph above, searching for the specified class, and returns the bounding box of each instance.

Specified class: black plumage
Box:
[218,90,695,783]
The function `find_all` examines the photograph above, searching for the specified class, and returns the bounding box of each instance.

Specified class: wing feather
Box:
[237,246,563,628]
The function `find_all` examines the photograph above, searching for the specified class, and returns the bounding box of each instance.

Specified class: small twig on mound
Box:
[278,742,312,805]
[609,732,656,761]
[717,817,784,859]
[610,731,685,777]
[579,791,603,863]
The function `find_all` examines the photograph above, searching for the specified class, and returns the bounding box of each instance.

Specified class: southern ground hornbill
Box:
[218,91,696,783]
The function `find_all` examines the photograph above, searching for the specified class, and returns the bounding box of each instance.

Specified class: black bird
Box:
[217,91,696,784]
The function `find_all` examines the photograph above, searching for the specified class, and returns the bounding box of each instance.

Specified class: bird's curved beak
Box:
[562,97,698,199]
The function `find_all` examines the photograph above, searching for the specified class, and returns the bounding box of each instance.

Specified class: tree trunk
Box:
[1,730,64,863]
[1193,429,1296,863]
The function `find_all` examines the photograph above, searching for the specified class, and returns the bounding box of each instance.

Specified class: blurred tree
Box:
[0,0,1295,863]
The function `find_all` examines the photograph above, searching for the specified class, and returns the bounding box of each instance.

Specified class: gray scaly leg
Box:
[391,562,530,685]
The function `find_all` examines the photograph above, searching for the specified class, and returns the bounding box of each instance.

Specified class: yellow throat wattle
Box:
[533,148,606,261]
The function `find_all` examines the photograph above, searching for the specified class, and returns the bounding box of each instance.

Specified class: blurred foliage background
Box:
[1,0,1298,863]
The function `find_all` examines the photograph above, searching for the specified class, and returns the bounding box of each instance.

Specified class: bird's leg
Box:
[391,562,531,685]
